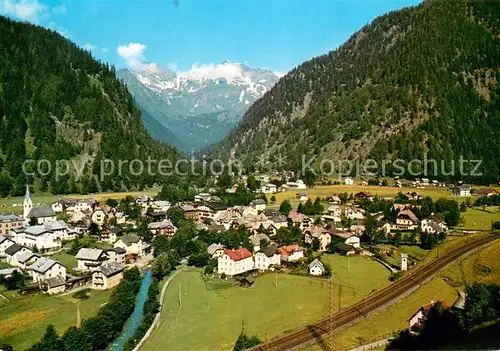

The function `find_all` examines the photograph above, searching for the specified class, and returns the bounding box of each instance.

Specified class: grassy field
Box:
[142,257,390,351]
[320,255,391,302]
[49,252,78,269]
[0,261,13,269]
[440,238,500,289]
[457,207,500,230]
[267,185,473,210]
[379,245,429,267]
[141,270,330,351]
[0,189,159,214]
[0,288,113,350]
[304,277,459,351]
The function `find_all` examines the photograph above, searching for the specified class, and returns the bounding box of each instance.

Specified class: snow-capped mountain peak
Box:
[117,61,280,152]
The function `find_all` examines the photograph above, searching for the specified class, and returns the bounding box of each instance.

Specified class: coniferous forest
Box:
[208,0,500,184]
[0,16,181,197]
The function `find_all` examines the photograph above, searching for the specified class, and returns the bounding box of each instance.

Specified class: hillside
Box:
[0,16,181,196]
[207,0,500,184]
[118,62,278,153]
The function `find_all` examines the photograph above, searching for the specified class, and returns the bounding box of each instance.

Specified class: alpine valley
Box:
[118,61,279,153]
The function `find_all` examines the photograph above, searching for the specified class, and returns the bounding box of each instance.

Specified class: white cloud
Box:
[1,0,46,22]
[82,43,95,51]
[51,3,66,14]
[48,20,68,37]
[117,42,146,60]
[117,42,157,72]
[179,62,245,81]
[273,71,285,78]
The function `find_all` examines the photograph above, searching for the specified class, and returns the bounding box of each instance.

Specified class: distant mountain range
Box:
[118,61,279,153]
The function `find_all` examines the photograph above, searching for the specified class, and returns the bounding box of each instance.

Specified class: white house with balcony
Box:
[75,248,108,271]
[92,262,124,290]
[254,246,281,270]
[29,257,66,284]
[114,235,147,257]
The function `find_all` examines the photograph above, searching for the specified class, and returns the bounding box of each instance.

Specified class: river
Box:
[110,268,153,351]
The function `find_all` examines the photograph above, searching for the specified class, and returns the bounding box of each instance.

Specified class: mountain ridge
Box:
[207,0,500,184]
[0,15,181,196]
[118,61,279,152]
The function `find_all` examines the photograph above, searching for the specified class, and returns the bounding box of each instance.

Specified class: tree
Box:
[492,221,500,230]
[464,283,499,330]
[188,252,210,267]
[420,232,439,249]
[279,200,292,215]
[204,263,214,275]
[270,195,276,203]
[29,217,38,226]
[137,220,153,243]
[312,237,320,251]
[261,194,268,204]
[28,325,63,351]
[233,332,261,351]
[246,174,259,191]
[167,207,185,227]
[444,208,460,227]
[152,252,173,278]
[460,202,467,212]
[152,236,169,257]
[88,222,99,237]
[105,198,119,208]
[62,326,91,351]
[313,197,324,214]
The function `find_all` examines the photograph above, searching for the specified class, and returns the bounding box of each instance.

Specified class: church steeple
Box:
[23,185,33,221]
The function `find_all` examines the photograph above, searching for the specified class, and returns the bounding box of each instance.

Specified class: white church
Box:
[23,186,57,226]
[8,186,73,251]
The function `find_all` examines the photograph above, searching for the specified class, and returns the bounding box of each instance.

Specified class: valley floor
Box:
[141,255,390,351]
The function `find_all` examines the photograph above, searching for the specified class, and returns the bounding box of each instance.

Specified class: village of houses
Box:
[0,171,493,306]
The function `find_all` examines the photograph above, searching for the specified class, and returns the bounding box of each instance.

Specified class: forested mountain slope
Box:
[0,16,181,196]
[208,0,500,184]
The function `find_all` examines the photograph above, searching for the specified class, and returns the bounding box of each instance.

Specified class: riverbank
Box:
[111,269,154,351]
[132,266,187,351]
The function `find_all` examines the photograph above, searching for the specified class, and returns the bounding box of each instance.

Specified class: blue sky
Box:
[1,0,421,75]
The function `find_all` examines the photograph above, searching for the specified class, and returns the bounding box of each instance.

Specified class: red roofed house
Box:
[408,300,449,332]
[218,248,254,276]
[280,244,305,262]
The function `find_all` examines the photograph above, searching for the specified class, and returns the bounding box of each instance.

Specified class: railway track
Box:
[250,233,500,351]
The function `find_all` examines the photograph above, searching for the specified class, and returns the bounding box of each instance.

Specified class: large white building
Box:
[92,262,124,290]
[217,248,254,277]
[10,221,77,251]
[75,248,108,271]
[114,235,146,257]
